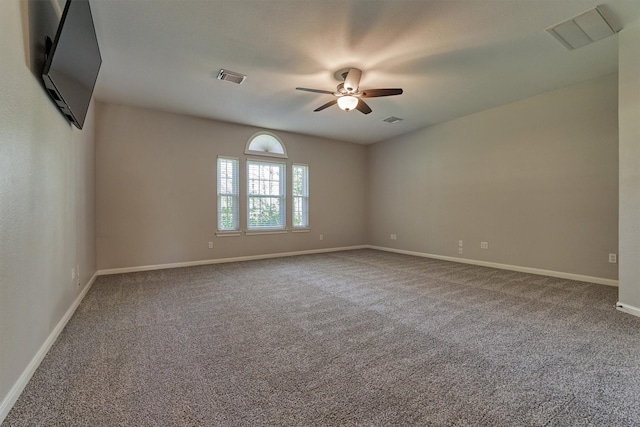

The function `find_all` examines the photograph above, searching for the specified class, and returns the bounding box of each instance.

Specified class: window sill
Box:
[291,228,311,233]
[216,231,242,237]
[245,229,288,236]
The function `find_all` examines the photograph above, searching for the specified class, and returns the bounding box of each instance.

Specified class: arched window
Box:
[244,132,288,158]
[217,131,309,234]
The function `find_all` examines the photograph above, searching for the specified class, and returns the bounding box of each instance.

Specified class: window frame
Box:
[292,163,309,230]
[244,132,288,159]
[216,156,240,234]
[246,158,286,232]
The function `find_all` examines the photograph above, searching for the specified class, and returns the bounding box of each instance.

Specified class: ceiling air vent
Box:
[383,116,403,124]
[217,69,246,84]
[546,7,616,50]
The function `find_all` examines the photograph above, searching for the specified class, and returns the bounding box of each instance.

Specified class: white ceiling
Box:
[90,0,640,145]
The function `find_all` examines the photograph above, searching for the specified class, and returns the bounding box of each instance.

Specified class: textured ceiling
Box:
[90,0,640,145]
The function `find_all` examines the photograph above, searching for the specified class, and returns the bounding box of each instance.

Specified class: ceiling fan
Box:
[296,68,403,114]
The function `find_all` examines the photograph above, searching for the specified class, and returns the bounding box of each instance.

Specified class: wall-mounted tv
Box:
[42,0,102,130]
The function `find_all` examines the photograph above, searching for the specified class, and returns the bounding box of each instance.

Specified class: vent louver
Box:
[547,8,616,50]
[383,116,403,124]
[217,69,246,84]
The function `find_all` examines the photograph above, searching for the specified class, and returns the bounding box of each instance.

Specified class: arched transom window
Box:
[245,132,288,158]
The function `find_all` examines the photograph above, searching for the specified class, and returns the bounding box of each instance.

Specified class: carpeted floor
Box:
[4,249,640,426]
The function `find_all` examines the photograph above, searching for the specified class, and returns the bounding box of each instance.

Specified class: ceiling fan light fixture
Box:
[337,96,358,111]
[296,68,403,115]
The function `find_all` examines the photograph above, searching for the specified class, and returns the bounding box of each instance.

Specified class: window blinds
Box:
[217,157,239,231]
[247,160,285,229]
[292,164,309,228]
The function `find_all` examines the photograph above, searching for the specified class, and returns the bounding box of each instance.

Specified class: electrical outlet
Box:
[76,265,80,286]
[208,241,213,249]
[319,234,323,241]
[71,267,75,282]
[459,240,463,247]
[390,234,397,240]
[609,253,617,264]
[481,242,489,249]
[458,248,463,255]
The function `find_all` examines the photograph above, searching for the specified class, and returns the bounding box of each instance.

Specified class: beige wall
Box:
[0,2,631,417]
[95,103,368,270]
[368,74,619,281]
[618,22,640,308]
[96,74,619,281]
[0,0,96,414]
[0,0,633,419]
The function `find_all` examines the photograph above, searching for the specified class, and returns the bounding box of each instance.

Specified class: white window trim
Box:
[244,229,289,236]
[246,158,287,231]
[292,163,309,229]
[245,131,288,159]
[217,156,240,233]
[216,231,242,237]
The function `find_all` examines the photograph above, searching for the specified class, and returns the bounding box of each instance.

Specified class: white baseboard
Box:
[97,245,369,275]
[98,245,618,288]
[369,246,619,287]
[0,245,623,423]
[616,302,640,318]
[2,246,366,421]
[0,244,621,423]
[0,273,98,424]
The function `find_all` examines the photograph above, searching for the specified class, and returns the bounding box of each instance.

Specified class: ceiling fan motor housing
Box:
[295,67,402,115]
[343,68,362,93]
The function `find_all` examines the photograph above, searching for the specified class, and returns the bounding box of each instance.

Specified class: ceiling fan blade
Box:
[314,99,338,112]
[355,99,372,115]
[296,87,336,95]
[344,68,362,93]
[360,88,403,98]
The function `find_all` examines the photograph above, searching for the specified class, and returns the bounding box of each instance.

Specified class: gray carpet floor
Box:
[4,249,640,426]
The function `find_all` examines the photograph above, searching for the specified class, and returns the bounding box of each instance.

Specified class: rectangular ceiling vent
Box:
[217,69,246,84]
[383,116,403,124]
[546,7,616,50]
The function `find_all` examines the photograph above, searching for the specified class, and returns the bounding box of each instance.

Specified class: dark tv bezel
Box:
[42,0,102,130]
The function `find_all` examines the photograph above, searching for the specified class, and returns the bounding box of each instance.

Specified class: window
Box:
[217,132,294,234]
[247,160,285,230]
[245,132,287,158]
[292,164,309,228]
[217,157,239,231]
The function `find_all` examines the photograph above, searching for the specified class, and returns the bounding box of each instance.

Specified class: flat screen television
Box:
[42,0,102,130]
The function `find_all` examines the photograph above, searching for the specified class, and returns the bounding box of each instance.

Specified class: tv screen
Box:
[42,0,102,130]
